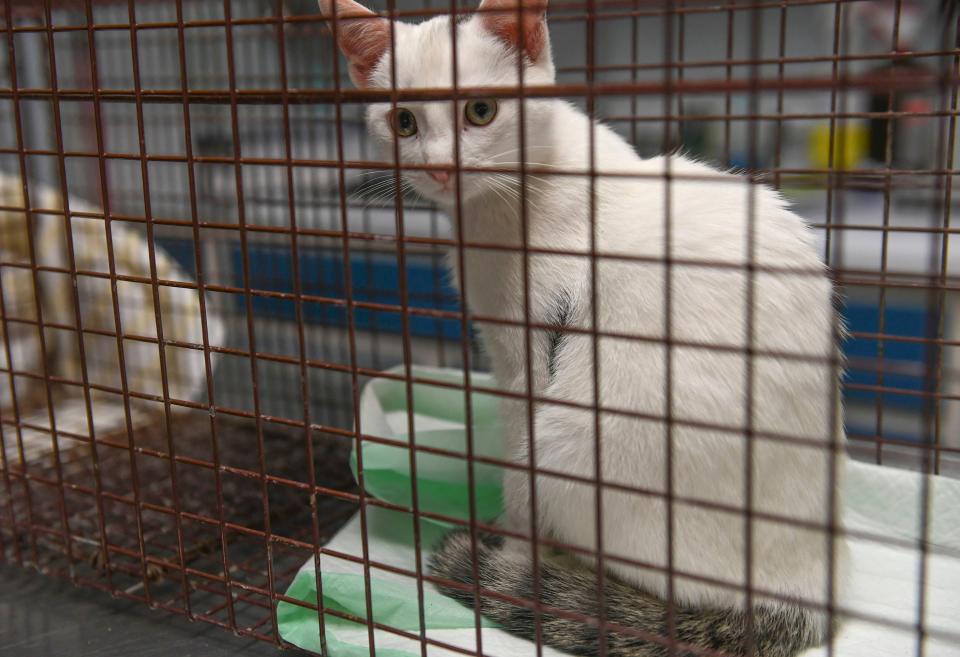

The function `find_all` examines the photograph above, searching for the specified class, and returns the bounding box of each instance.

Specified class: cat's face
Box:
[320,0,554,205]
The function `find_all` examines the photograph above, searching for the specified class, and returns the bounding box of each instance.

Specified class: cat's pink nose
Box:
[428,170,450,185]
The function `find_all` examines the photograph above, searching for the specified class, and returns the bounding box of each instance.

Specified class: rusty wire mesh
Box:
[0,0,958,655]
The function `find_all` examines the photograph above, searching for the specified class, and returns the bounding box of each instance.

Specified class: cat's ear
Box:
[477,0,549,62]
[318,0,390,87]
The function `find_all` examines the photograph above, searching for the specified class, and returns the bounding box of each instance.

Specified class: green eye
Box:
[465,99,497,126]
[390,108,418,137]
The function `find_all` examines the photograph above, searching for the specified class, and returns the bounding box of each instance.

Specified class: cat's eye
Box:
[389,108,418,137]
[465,99,497,127]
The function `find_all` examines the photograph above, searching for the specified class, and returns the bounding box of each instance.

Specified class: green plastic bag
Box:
[278,366,506,657]
[278,562,494,657]
[352,365,505,526]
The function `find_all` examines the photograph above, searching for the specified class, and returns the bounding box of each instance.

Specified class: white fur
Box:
[357,10,848,614]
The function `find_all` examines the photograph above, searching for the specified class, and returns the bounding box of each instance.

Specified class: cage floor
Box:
[0,561,305,656]
[0,412,359,651]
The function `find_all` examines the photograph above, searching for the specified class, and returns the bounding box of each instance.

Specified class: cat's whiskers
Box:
[357,177,421,210]
[485,183,513,208]
[358,170,400,191]
[485,171,562,206]
[484,174,550,215]
[357,176,403,196]
[482,177,514,204]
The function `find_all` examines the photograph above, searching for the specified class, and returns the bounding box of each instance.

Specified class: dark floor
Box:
[0,415,360,657]
[0,564,307,657]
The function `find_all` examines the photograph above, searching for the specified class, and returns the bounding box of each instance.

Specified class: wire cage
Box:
[0,0,958,655]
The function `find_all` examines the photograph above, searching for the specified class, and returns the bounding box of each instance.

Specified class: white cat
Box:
[321,0,848,653]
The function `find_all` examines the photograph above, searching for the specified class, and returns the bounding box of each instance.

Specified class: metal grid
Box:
[0,0,957,655]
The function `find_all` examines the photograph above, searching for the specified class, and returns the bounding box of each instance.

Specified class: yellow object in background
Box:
[809,122,869,170]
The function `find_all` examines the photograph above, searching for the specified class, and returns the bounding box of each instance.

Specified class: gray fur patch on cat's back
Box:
[546,287,573,382]
[429,528,825,657]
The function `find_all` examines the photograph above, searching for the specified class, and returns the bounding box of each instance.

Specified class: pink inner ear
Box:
[480,1,546,61]
[337,15,390,86]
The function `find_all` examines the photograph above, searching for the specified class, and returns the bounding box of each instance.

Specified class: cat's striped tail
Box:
[428,529,823,657]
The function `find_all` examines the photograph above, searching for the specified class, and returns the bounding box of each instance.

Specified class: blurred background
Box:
[0,0,957,471]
